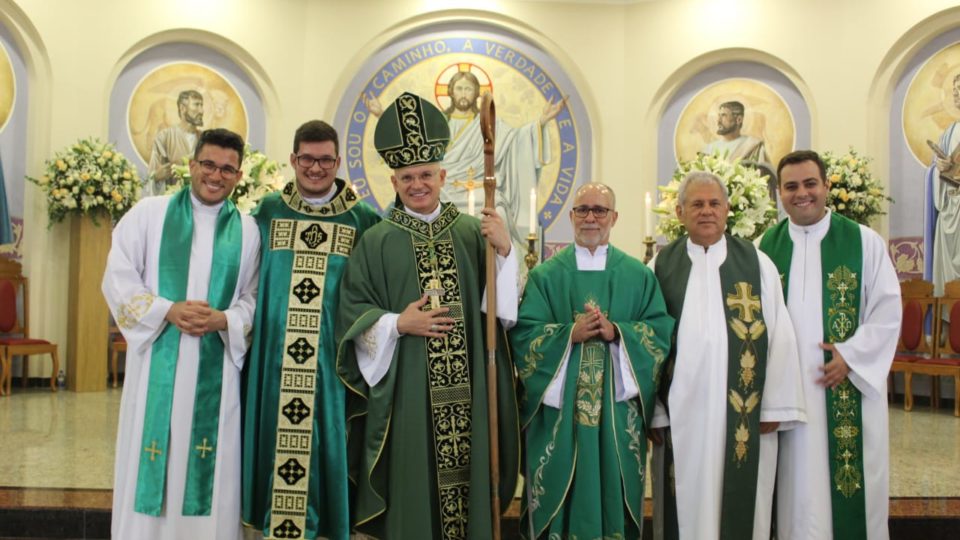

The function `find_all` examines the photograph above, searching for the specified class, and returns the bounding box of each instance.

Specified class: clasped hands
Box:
[571,303,616,343]
[165,300,227,337]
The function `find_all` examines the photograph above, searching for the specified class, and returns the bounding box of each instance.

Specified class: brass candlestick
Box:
[525,232,539,270]
[642,236,656,264]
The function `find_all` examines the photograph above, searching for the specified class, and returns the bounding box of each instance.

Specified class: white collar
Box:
[404,203,442,223]
[788,208,832,238]
[685,234,726,254]
[573,243,609,270]
[189,192,225,214]
[300,183,338,206]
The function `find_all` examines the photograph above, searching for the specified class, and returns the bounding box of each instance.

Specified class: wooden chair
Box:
[0,258,59,394]
[889,279,937,411]
[109,325,127,388]
[911,280,960,416]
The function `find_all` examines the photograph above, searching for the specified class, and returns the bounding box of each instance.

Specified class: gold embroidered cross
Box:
[144,441,163,462]
[426,277,445,310]
[437,416,469,456]
[726,282,761,322]
[195,438,214,459]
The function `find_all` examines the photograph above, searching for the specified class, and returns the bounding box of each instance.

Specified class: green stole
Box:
[388,203,474,540]
[759,213,867,540]
[654,234,768,540]
[136,187,242,516]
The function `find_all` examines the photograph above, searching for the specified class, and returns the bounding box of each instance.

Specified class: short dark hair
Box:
[719,101,745,117]
[194,128,245,165]
[293,120,339,155]
[177,90,203,109]
[776,150,827,184]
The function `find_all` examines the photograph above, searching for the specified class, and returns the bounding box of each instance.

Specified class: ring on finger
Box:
[430,323,438,331]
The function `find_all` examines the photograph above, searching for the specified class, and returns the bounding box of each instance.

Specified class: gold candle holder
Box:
[642,236,656,264]
[525,232,539,271]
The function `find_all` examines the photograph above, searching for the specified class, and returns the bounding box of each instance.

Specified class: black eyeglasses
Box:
[572,205,612,218]
[295,154,338,169]
[197,160,240,180]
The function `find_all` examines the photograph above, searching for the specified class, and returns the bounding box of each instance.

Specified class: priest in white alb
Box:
[650,171,806,540]
[103,128,260,540]
[760,150,901,540]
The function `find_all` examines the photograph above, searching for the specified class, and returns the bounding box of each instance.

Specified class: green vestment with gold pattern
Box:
[241,179,381,540]
[510,245,673,539]
[336,202,520,540]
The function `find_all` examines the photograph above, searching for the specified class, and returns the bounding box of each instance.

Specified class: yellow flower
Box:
[848,159,858,168]
[830,174,841,183]
[839,189,850,202]
[122,171,131,180]
[56,159,67,171]
[85,186,95,194]
[81,173,91,181]
[101,151,112,159]
[111,191,123,202]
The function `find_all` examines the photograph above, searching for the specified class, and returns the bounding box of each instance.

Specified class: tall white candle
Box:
[529,187,537,232]
[467,188,475,216]
[645,192,654,236]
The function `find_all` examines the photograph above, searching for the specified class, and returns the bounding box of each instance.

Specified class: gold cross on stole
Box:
[195,438,214,459]
[426,277,445,310]
[144,441,163,461]
[726,282,761,322]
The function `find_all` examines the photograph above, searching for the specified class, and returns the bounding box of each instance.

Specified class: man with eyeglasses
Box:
[104,128,260,539]
[509,182,673,538]
[336,92,520,539]
[648,171,805,540]
[241,120,381,540]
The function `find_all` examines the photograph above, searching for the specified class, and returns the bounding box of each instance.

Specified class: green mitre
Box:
[374,92,450,169]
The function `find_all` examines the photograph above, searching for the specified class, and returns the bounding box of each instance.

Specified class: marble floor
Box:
[0,387,958,536]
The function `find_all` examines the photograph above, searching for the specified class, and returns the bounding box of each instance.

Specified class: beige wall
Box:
[4,0,959,376]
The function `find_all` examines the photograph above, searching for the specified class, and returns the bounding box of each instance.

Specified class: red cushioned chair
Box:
[911,280,960,416]
[889,279,936,411]
[0,258,59,395]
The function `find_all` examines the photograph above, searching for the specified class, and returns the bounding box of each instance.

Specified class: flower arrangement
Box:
[168,145,286,213]
[28,137,141,225]
[654,152,779,242]
[821,148,893,225]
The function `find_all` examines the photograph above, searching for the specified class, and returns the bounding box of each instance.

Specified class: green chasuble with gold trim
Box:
[336,202,520,540]
[510,245,673,539]
[241,179,381,540]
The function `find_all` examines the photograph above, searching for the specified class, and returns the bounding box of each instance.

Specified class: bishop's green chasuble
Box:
[241,180,381,540]
[654,234,770,540]
[510,245,673,539]
[759,213,868,540]
[336,203,520,540]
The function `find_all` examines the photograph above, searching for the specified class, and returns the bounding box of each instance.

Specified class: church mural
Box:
[674,78,795,170]
[334,21,592,251]
[0,22,28,260]
[656,61,811,232]
[108,42,266,197]
[889,31,960,285]
[127,62,248,196]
